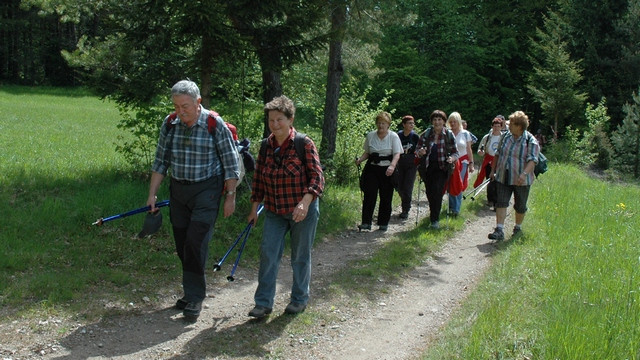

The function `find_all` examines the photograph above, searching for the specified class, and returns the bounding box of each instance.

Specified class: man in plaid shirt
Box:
[146,80,240,322]
[247,95,324,318]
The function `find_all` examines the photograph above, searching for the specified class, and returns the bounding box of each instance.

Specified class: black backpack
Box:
[259,132,308,166]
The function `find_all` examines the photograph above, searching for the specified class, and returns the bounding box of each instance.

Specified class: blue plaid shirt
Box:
[151,106,240,182]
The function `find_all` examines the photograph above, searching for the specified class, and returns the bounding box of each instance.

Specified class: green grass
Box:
[422,166,640,359]
[0,85,363,321]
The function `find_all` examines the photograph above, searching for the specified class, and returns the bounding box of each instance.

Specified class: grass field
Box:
[1,86,638,359]
[423,166,640,359]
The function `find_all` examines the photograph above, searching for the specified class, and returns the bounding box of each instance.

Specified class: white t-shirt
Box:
[364,130,403,166]
[485,134,502,156]
[454,130,473,162]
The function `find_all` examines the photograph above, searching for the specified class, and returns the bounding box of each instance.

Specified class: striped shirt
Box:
[494,130,539,186]
[151,106,240,182]
[251,128,324,215]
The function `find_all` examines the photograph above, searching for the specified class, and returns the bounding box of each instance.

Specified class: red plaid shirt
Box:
[251,128,324,215]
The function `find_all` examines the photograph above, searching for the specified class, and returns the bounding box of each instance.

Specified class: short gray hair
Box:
[171,80,201,102]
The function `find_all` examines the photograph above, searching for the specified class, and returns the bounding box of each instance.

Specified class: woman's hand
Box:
[385,164,395,177]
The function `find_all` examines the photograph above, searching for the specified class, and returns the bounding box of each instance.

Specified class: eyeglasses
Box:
[273,147,282,166]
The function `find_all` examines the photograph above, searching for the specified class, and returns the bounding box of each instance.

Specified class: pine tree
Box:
[611,87,640,178]
[527,11,587,140]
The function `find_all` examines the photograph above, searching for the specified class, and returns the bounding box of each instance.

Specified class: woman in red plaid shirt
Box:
[247,95,325,319]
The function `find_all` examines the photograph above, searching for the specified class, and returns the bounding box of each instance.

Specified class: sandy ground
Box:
[1,194,510,360]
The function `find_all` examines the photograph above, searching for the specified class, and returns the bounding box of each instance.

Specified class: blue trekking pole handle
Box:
[227,204,264,281]
[93,200,170,226]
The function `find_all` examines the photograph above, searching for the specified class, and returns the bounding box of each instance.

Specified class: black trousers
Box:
[419,162,448,223]
[361,164,394,226]
[396,155,418,213]
[170,176,223,303]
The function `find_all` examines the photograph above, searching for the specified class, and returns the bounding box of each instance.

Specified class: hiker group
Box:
[142,79,540,322]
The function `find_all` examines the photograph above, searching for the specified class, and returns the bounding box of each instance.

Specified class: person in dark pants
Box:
[355,111,403,231]
[247,95,325,319]
[475,115,504,208]
[146,80,240,322]
[396,115,420,219]
[415,110,459,229]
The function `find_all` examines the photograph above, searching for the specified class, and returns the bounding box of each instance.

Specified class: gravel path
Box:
[1,197,506,360]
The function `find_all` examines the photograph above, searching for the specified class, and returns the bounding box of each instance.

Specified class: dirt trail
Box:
[1,199,507,360]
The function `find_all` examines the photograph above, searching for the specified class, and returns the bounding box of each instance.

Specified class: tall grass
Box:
[0,86,362,320]
[423,166,640,359]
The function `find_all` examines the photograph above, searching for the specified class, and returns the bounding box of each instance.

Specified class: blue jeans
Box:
[254,199,320,308]
[448,162,468,214]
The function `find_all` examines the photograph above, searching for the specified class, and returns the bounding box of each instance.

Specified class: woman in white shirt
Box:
[355,112,403,231]
[447,112,474,216]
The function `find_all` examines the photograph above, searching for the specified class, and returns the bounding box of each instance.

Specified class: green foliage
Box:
[611,86,640,178]
[563,99,613,169]
[527,11,587,138]
[114,102,172,175]
[329,82,394,185]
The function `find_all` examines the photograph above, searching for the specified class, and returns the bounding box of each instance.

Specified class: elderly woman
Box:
[355,111,403,231]
[247,95,325,318]
[447,112,475,216]
[488,111,540,241]
[415,110,459,229]
[396,115,420,219]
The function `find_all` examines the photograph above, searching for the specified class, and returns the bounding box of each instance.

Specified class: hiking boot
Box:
[358,223,371,231]
[399,212,409,219]
[248,305,272,319]
[284,302,306,315]
[488,227,504,241]
[175,297,188,310]
[430,221,439,229]
[183,301,202,322]
[512,227,522,236]
[378,225,388,231]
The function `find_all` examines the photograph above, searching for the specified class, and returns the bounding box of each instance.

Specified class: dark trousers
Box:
[420,162,448,223]
[361,164,394,226]
[170,176,223,303]
[397,155,418,213]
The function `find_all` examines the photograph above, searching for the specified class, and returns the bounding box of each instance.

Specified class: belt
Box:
[172,178,202,185]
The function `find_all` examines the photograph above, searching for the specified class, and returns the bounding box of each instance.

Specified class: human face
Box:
[376,120,390,134]
[491,122,502,135]
[431,116,445,131]
[172,94,201,126]
[268,110,293,142]
[509,121,524,137]
[449,119,460,132]
[403,119,415,132]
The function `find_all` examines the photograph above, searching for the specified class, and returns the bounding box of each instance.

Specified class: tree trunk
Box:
[198,32,216,110]
[257,48,283,138]
[320,0,347,162]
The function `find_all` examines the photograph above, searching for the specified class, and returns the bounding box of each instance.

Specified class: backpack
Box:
[165,110,249,185]
[259,132,308,167]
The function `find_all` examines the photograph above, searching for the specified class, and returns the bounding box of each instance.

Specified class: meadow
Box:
[1,86,638,359]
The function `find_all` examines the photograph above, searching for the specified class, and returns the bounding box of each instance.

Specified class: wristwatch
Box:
[226,190,236,196]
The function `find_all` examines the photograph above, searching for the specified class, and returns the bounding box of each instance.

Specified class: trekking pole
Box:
[227,204,264,281]
[470,179,491,201]
[462,178,489,200]
[213,204,264,272]
[92,200,170,226]
[415,176,421,226]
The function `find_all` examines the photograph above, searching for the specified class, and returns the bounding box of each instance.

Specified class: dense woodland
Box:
[2,0,639,178]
